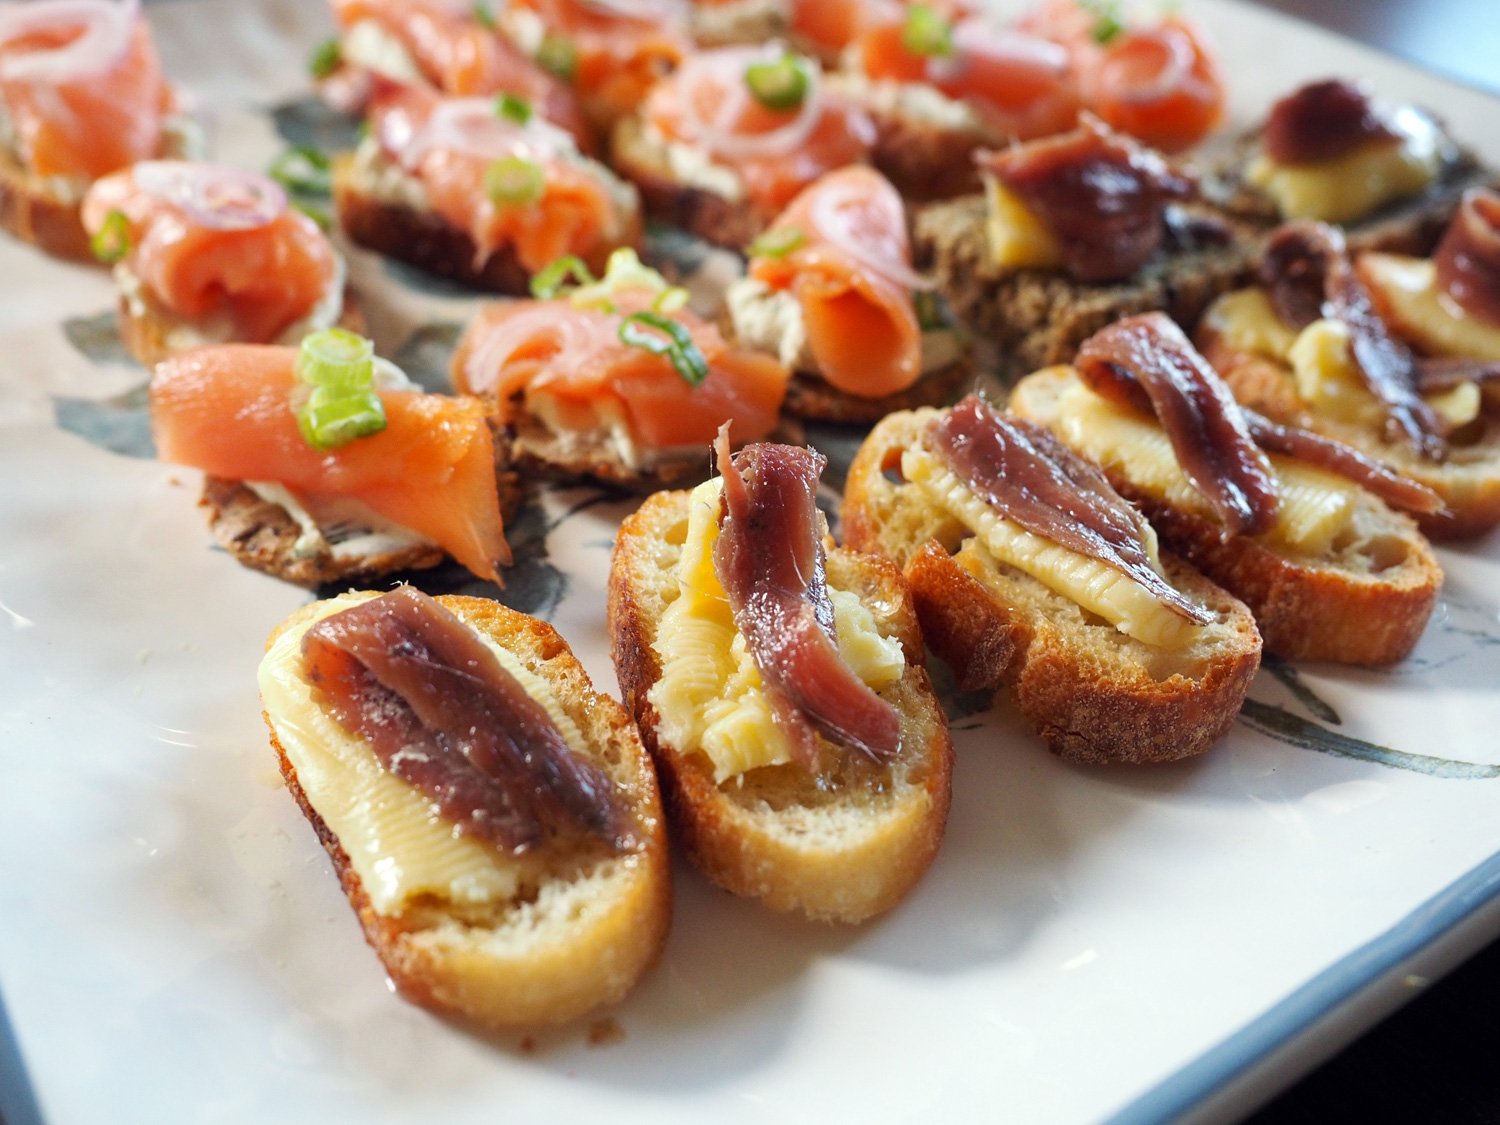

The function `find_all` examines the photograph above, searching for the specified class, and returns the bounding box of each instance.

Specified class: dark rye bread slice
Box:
[261,593,672,1028]
[609,487,954,923]
[782,351,978,425]
[199,429,521,588]
[913,194,1260,378]
[842,407,1264,765]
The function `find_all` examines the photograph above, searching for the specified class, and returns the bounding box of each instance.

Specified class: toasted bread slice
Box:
[260,591,672,1028]
[609,485,953,923]
[0,147,94,261]
[1009,366,1444,664]
[913,194,1258,377]
[842,407,1263,764]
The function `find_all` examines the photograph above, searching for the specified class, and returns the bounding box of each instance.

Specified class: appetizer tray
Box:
[3,2,1499,1123]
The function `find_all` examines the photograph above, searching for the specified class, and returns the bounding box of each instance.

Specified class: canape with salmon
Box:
[82,161,360,366]
[610,42,875,250]
[725,165,970,422]
[335,83,641,292]
[318,0,589,144]
[689,0,887,64]
[0,0,201,260]
[834,0,1224,200]
[453,248,790,486]
[152,332,519,588]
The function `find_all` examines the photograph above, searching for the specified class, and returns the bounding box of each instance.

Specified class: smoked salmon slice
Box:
[0,1,176,180]
[747,165,925,399]
[453,288,788,453]
[152,344,510,582]
[83,162,340,344]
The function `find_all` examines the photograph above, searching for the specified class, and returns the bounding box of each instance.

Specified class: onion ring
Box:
[134,161,287,231]
[0,0,139,83]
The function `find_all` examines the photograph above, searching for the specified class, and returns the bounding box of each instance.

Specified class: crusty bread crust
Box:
[263,593,672,1028]
[842,407,1263,764]
[1009,366,1444,664]
[1201,335,1500,541]
[609,487,953,923]
[199,432,521,588]
[913,195,1258,377]
[0,147,93,262]
[608,116,772,251]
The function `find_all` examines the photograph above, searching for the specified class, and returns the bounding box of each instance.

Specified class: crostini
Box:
[151,333,519,587]
[259,587,671,1027]
[725,165,971,422]
[610,437,954,923]
[1009,314,1444,665]
[453,248,790,487]
[843,393,1262,765]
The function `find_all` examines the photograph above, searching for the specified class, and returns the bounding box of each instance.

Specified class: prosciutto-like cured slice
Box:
[1076,313,1281,537]
[978,116,1194,283]
[1259,221,1446,459]
[1434,188,1500,327]
[1260,79,1399,165]
[302,586,636,855]
[927,394,1212,624]
[712,435,901,771]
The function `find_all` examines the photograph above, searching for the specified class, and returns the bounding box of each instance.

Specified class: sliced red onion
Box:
[674,43,825,161]
[580,0,689,24]
[396,96,573,171]
[1096,24,1195,105]
[134,161,287,231]
[807,170,933,292]
[0,0,138,83]
[926,21,1069,89]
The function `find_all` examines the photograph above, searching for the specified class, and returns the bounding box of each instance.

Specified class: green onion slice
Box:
[268,146,332,196]
[901,5,954,58]
[746,225,806,260]
[90,209,131,265]
[294,330,386,451]
[619,311,710,387]
[495,92,533,124]
[744,52,811,112]
[472,0,497,29]
[1083,0,1126,44]
[485,156,545,205]
[535,34,578,82]
[530,254,596,299]
[914,290,948,331]
[309,37,342,80]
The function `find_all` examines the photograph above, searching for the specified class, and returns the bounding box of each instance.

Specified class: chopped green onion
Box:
[651,286,689,313]
[309,37,342,80]
[619,311,709,387]
[530,254,596,299]
[296,389,388,452]
[747,225,806,260]
[485,156,545,205]
[535,34,578,82]
[90,209,131,264]
[744,52,811,112]
[914,290,948,331]
[495,92,533,124]
[472,0,496,29]
[268,146,332,196]
[294,330,386,451]
[1083,0,1125,44]
[901,5,954,58]
[291,201,332,231]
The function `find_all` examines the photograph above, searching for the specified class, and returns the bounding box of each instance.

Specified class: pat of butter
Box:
[1247,109,1445,223]
[649,478,906,782]
[1359,253,1500,363]
[258,592,583,916]
[1201,288,1300,362]
[983,175,1063,273]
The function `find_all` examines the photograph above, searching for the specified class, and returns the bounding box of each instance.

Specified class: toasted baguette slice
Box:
[1199,336,1500,542]
[609,487,953,923]
[913,194,1258,377]
[1009,366,1444,664]
[842,407,1263,764]
[260,591,672,1028]
[608,116,773,251]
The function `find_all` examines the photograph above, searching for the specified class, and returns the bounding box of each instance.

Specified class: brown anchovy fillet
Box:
[1260,79,1400,165]
[979,116,1195,283]
[1415,355,1500,393]
[1076,313,1281,537]
[713,435,901,772]
[1434,188,1500,326]
[1259,221,1447,459]
[1242,410,1445,515]
[927,395,1212,625]
[302,587,636,856]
